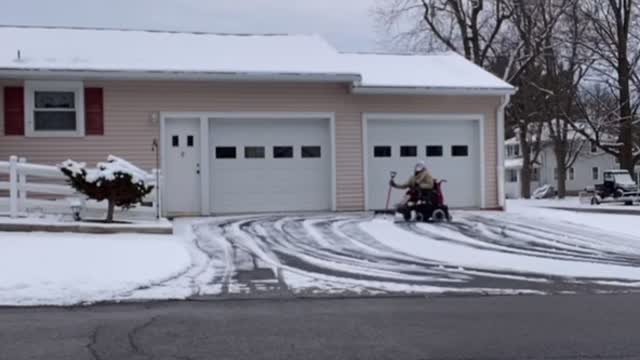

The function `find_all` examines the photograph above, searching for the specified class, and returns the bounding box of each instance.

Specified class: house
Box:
[505,134,626,198]
[0,26,514,216]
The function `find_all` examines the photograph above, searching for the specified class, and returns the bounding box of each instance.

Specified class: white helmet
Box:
[415,160,426,172]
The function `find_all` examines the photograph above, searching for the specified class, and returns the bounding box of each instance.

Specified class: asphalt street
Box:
[2,294,640,360]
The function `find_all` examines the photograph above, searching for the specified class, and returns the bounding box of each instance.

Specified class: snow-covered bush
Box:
[59,155,154,222]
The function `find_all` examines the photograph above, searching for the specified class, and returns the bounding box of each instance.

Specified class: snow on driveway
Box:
[187,209,640,297]
[2,202,640,306]
[0,231,191,306]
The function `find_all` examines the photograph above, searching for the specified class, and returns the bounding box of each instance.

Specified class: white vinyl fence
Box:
[0,156,160,220]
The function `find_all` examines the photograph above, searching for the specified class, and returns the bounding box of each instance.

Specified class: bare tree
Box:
[572,0,640,172]
[509,67,545,198]
[538,0,592,197]
[375,0,575,198]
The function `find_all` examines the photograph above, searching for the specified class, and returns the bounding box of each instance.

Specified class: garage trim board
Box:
[161,112,337,216]
[362,113,486,210]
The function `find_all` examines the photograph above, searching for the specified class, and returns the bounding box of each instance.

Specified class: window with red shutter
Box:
[85,88,104,135]
[3,87,25,136]
[24,81,85,137]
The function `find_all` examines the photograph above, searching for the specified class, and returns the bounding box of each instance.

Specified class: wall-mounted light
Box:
[149,112,159,124]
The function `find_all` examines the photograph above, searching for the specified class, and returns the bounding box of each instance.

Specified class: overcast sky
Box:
[0,0,380,52]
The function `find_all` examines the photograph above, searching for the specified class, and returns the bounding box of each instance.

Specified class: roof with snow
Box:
[0,26,514,94]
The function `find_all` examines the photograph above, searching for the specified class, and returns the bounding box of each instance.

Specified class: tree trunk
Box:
[553,140,568,199]
[556,161,567,199]
[618,72,635,173]
[520,165,531,199]
[106,200,115,223]
[616,9,635,173]
[519,129,532,199]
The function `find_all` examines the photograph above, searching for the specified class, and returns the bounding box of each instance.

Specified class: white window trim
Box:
[25,80,85,137]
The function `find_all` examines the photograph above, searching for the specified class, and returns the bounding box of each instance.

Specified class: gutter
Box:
[351,85,516,96]
[497,94,511,210]
[0,68,362,83]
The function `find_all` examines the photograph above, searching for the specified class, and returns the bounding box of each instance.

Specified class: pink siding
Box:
[0,80,501,210]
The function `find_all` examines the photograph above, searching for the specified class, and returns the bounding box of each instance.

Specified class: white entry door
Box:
[164,118,201,215]
[366,118,481,209]
[209,117,331,213]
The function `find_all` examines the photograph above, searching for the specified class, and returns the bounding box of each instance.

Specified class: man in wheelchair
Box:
[390,161,435,218]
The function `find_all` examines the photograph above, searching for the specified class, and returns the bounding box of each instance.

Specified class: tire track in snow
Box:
[188,213,640,296]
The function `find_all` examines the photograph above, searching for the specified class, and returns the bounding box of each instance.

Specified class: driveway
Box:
[183,210,640,299]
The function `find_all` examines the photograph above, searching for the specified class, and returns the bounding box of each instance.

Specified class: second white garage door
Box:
[366,117,482,209]
[210,117,332,213]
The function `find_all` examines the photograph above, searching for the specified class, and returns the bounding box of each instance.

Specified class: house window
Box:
[592,167,599,180]
[591,141,598,153]
[557,167,575,180]
[506,145,520,157]
[507,169,518,183]
[426,146,443,157]
[25,81,85,137]
[374,146,392,158]
[400,146,417,157]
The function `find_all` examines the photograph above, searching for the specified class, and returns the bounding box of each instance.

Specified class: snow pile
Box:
[0,232,192,306]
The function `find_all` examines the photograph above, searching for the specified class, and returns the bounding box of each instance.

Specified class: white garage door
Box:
[210,118,332,213]
[366,118,481,209]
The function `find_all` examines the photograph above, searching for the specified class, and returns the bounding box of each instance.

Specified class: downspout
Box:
[497,94,511,210]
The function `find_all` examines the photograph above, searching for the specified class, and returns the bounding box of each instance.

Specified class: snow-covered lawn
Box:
[0,231,191,306]
[510,197,640,213]
[507,199,640,238]
[2,201,640,306]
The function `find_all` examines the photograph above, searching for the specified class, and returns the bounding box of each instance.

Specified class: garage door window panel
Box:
[245,146,265,159]
[172,135,179,147]
[426,146,443,157]
[452,145,469,157]
[301,146,321,158]
[374,146,392,158]
[274,146,294,159]
[187,135,194,147]
[216,147,237,159]
[400,146,417,157]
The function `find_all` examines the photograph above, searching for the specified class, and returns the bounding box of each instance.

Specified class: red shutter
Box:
[3,87,24,135]
[85,88,104,135]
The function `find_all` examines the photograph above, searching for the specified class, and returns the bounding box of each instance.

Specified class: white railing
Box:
[0,156,161,220]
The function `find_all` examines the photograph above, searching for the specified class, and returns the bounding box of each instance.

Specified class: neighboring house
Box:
[0,26,514,216]
[505,135,622,198]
